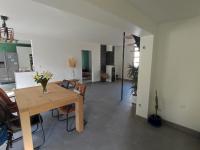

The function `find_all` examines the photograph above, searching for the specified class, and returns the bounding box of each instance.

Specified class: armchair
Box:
[0,88,18,114]
[0,98,45,149]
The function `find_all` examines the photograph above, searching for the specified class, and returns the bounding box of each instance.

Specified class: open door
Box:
[82,50,92,83]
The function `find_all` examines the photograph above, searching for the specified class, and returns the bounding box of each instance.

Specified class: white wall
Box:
[114,46,122,78]
[136,35,154,118]
[89,51,92,72]
[17,35,100,82]
[150,16,200,132]
[16,46,32,71]
[114,46,133,80]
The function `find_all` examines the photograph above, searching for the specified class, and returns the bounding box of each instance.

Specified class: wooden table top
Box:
[15,83,79,116]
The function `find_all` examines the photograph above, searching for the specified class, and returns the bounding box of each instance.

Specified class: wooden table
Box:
[15,83,84,150]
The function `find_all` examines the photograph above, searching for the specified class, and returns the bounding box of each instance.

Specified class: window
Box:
[132,46,140,68]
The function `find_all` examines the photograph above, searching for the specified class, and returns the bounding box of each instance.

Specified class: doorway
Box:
[82,50,92,83]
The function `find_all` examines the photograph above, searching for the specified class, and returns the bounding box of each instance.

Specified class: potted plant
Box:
[148,90,162,127]
[100,72,108,82]
[127,64,139,96]
[34,71,53,94]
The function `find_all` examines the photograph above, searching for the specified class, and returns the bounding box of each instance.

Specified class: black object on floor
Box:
[148,114,162,127]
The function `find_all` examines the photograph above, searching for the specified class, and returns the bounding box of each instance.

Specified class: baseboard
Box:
[135,114,147,122]
[116,78,132,81]
[91,81,101,83]
[136,115,200,138]
[163,120,200,138]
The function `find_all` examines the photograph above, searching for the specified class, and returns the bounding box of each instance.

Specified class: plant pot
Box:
[148,114,162,127]
[100,73,108,82]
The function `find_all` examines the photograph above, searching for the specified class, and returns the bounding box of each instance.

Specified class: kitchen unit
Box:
[0,51,19,84]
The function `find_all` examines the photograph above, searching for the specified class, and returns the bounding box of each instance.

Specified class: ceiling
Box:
[129,0,200,23]
[0,0,149,45]
[1,0,200,44]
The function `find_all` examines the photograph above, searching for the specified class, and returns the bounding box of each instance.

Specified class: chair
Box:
[51,80,70,117]
[57,79,78,89]
[57,80,70,89]
[0,98,45,149]
[0,88,18,114]
[58,83,87,132]
[51,79,78,117]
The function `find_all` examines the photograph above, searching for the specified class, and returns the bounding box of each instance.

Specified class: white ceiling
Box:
[33,0,156,34]
[129,0,200,23]
[1,0,199,44]
[0,0,149,45]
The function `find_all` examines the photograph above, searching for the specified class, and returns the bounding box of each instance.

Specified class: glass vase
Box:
[41,80,48,94]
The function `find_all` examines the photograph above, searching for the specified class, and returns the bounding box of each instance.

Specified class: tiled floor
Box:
[11,81,200,150]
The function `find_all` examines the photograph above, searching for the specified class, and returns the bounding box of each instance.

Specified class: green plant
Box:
[147,90,162,127]
[34,71,53,93]
[127,64,138,96]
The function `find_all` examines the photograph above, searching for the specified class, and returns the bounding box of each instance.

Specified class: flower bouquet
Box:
[34,71,53,93]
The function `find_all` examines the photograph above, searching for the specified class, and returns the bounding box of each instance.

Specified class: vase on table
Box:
[34,71,53,94]
[41,80,48,94]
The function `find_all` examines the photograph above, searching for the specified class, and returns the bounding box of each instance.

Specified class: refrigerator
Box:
[0,51,19,84]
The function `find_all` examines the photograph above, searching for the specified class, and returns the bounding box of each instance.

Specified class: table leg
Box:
[75,95,84,132]
[20,111,34,150]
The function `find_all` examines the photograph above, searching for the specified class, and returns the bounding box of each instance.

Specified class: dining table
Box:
[15,82,84,150]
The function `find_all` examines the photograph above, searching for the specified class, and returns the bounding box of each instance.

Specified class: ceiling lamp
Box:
[0,15,14,42]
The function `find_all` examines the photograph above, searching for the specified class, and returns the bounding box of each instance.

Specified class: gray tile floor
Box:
[12,81,200,150]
